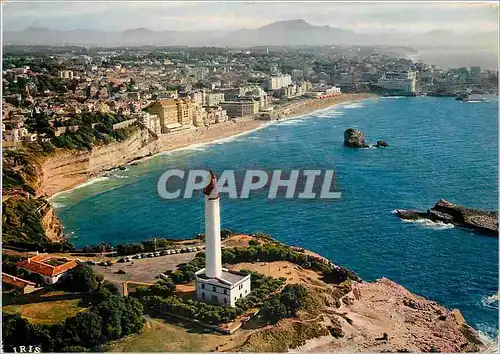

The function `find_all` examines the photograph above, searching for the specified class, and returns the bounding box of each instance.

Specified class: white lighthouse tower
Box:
[195,171,251,307]
[204,171,222,278]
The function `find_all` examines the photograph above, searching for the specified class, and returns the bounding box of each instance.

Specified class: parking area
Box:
[91,250,200,285]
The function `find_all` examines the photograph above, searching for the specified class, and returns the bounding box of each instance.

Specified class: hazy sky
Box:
[3,1,499,33]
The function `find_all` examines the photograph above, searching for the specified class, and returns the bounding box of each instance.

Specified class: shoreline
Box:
[46,93,376,200]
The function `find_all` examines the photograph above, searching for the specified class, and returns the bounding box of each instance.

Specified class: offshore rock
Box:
[344,128,368,148]
[394,199,498,236]
[376,140,389,147]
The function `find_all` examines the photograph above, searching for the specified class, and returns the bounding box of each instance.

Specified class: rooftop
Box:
[17,254,78,277]
[2,273,37,289]
[196,268,250,287]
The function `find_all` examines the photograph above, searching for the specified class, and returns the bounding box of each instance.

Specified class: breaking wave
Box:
[50,201,66,209]
[391,211,456,230]
[481,293,499,309]
[279,119,306,126]
[344,103,364,109]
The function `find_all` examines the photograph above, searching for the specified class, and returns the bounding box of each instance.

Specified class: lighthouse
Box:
[195,170,251,307]
[203,170,222,278]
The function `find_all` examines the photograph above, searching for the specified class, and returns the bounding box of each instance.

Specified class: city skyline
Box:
[4,1,499,33]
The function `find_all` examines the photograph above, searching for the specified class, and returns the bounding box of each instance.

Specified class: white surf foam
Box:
[318,111,345,118]
[476,324,498,349]
[401,218,455,230]
[279,119,306,126]
[112,174,129,179]
[50,201,66,209]
[481,293,499,309]
[48,176,110,201]
[343,102,364,109]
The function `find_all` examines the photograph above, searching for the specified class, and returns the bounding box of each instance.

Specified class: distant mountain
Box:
[3,19,498,49]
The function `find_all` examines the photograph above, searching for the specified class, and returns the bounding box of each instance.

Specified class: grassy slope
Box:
[3,298,85,325]
[108,319,225,352]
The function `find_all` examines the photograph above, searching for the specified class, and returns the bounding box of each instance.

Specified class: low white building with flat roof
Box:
[195,268,251,307]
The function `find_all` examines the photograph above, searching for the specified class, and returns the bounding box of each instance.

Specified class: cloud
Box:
[3,1,498,33]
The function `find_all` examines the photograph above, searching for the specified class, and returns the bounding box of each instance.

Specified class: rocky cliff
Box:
[41,128,159,197]
[286,278,486,352]
[2,127,160,250]
[40,202,65,242]
[394,199,498,236]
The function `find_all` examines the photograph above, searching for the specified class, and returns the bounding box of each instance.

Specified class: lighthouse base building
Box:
[195,268,251,307]
[195,170,251,307]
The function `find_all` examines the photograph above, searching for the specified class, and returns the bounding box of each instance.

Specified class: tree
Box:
[2,313,32,351]
[280,284,308,315]
[100,281,120,295]
[63,264,100,292]
[61,310,103,348]
[261,298,288,324]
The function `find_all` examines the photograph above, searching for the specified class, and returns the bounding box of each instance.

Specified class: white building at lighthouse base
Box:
[195,268,251,307]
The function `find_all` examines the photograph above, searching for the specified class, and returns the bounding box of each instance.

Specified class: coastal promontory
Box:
[394,199,498,236]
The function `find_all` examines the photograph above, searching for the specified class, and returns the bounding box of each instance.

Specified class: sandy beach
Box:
[152,93,376,154]
[44,93,376,198]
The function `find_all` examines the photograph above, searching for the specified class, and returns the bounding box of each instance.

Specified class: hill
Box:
[4,20,497,49]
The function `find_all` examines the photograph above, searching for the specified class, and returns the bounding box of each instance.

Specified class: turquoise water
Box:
[53,97,498,338]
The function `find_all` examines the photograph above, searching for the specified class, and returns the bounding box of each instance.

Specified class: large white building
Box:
[195,172,251,307]
[267,74,292,90]
[59,70,74,80]
[377,71,416,94]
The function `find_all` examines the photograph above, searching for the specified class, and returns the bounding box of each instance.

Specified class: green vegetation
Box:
[170,240,359,286]
[107,319,224,352]
[169,255,206,284]
[59,265,103,293]
[248,239,260,246]
[236,320,330,352]
[261,284,309,324]
[1,111,144,250]
[139,295,244,325]
[114,238,177,256]
[234,270,285,311]
[2,284,145,352]
[2,148,71,251]
[2,149,40,194]
[50,121,138,151]
[133,279,176,299]
[2,195,74,252]
[3,299,85,325]
[135,268,284,326]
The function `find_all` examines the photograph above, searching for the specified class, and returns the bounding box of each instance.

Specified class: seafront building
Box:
[377,71,417,94]
[267,74,292,90]
[146,98,197,132]
[195,172,251,307]
[220,99,259,118]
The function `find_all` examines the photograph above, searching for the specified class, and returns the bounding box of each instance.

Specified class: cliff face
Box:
[40,129,159,197]
[2,127,159,250]
[40,203,65,242]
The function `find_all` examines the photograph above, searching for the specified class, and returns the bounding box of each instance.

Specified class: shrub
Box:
[61,264,101,292]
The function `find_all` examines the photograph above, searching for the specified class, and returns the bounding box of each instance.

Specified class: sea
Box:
[52,96,498,339]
